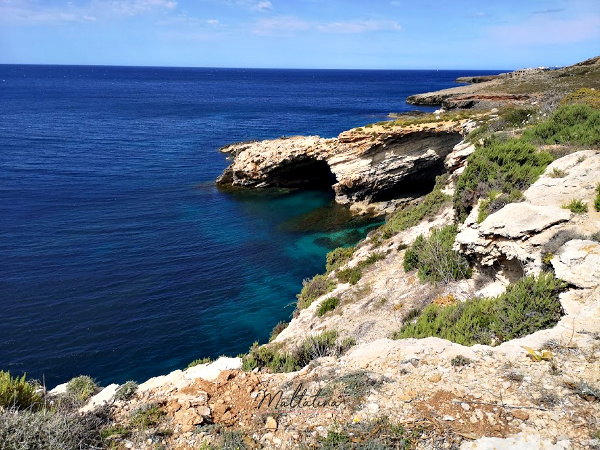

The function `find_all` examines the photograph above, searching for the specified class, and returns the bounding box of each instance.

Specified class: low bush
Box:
[381,174,450,236]
[297,274,336,309]
[559,88,600,109]
[562,199,588,214]
[394,273,565,346]
[337,266,363,285]
[241,342,299,373]
[477,189,523,223]
[336,252,386,286]
[325,247,355,273]
[501,106,536,127]
[317,297,339,317]
[113,381,138,402]
[454,137,553,221]
[450,355,473,367]
[66,375,98,402]
[595,183,600,212]
[130,403,165,429]
[295,330,341,366]
[521,103,600,148]
[186,357,212,369]
[0,371,41,410]
[403,225,471,284]
[269,321,288,341]
[242,330,353,373]
[0,409,108,449]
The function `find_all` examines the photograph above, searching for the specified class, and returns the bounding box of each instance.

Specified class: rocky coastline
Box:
[3,56,600,449]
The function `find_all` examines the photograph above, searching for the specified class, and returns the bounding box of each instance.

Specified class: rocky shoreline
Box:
[3,56,600,449]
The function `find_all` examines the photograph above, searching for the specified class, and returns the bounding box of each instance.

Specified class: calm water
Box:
[0,65,503,387]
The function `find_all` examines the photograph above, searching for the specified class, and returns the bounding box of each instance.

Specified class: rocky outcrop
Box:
[455,151,600,277]
[217,122,465,207]
[407,56,600,109]
[552,239,600,288]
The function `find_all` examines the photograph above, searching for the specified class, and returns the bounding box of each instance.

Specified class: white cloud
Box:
[317,19,401,34]
[0,0,177,24]
[487,15,600,45]
[252,15,309,36]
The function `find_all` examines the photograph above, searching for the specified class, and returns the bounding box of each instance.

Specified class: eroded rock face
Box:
[455,151,600,275]
[217,123,464,206]
[552,239,600,288]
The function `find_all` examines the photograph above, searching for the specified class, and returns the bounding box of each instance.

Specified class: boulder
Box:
[551,240,600,288]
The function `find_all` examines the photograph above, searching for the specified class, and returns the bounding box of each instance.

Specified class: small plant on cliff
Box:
[454,137,553,221]
[185,357,212,369]
[242,342,299,373]
[394,273,565,346]
[336,252,386,286]
[325,246,355,273]
[403,225,471,284]
[66,375,98,402]
[297,274,336,309]
[0,371,41,410]
[130,403,165,429]
[113,381,138,402]
[561,198,588,214]
[595,183,600,212]
[381,174,450,236]
[521,103,600,148]
[317,297,339,317]
[269,321,289,341]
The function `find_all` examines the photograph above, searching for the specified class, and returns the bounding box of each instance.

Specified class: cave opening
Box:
[371,159,448,202]
[269,158,337,191]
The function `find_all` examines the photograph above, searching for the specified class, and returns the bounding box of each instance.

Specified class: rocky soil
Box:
[406,56,600,109]
[78,143,600,449]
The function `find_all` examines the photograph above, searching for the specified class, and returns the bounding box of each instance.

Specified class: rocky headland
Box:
[2,57,600,450]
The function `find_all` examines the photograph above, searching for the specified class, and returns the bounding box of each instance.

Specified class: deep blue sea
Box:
[0,65,503,387]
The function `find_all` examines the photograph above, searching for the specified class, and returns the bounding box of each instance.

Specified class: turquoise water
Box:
[0,65,503,386]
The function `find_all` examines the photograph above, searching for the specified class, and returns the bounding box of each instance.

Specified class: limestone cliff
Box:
[217,121,465,211]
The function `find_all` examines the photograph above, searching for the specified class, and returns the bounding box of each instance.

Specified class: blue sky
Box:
[1,0,599,69]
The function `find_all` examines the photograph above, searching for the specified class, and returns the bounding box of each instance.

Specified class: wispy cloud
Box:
[252,15,309,36]
[487,15,600,45]
[317,19,401,34]
[0,0,178,24]
[233,0,272,12]
[532,8,564,15]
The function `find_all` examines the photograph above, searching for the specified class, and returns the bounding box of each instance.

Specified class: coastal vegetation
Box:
[403,225,471,284]
[393,273,565,346]
[242,330,355,373]
[379,174,450,238]
[562,199,588,214]
[596,183,600,212]
[317,296,339,316]
[0,370,41,410]
[296,274,336,309]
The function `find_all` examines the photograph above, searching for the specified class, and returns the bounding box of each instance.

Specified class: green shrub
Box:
[295,330,340,366]
[382,174,450,235]
[113,381,138,402]
[450,355,473,367]
[66,375,97,402]
[297,274,336,309]
[269,321,288,341]
[317,297,339,317]
[0,409,107,449]
[337,266,363,285]
[501,107,536,127]
[454,137,553,221]
[221,429,248,450]
[561,199,588,214]
[130,403,164,429]
[521,103,600,148]
[403,225,471,284]
[559,88,600,109]
[595,183,600,212]
[0,371,41,410]
[185,357,212,369]
[336,252,386,285]
[325,246,355,273]
[394,273,565,346]
[548,167,568,178]
[241,342,299,373]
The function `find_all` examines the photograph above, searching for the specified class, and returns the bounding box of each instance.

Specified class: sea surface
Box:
[0,65,503,387]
